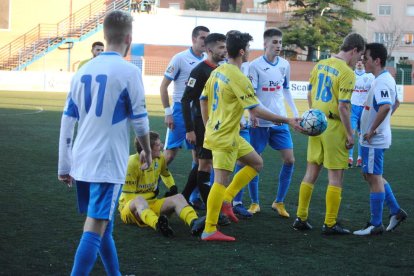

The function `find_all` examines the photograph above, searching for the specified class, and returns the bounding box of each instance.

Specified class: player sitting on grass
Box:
[118,131,205,237]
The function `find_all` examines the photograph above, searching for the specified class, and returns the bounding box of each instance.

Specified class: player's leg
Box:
[72,182,121,275]
[382,177,407,231]
[355,108,364,167]
[246,127,268,214]
[197,156,212,205]
[293,134,323,230]
[348,105,359,167]
[223,138,261,218]
[268,125,294,218]
[293,162,321,230]
[202,148,239,241]
[354,146,387,235]
[319,119,350,235]
[232,128,253,218]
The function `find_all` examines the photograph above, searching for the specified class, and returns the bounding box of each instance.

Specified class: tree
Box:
[267,0,374,61]
[184,0,219,11]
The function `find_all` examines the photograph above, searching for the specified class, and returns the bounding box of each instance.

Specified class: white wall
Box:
[132,12,266,49]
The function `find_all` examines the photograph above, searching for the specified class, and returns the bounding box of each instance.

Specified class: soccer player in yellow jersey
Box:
[293,33,366,235]
[200,31,303,241]
[118,132,205,237]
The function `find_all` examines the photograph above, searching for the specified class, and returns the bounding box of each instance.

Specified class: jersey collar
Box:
[262,55,279,66]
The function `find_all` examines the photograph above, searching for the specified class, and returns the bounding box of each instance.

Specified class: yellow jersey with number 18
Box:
[309,57,355,120]
[201,63,259,151]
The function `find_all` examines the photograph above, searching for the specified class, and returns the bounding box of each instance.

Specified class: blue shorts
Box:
[249,124,293,154]
[76,181,122,220]
[164,102,193,150]
[239,127,251,143]
[350,104,364,133]
[361,146,385,175]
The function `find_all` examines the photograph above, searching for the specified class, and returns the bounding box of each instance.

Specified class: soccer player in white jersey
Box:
[348,59,374,168]
[353,43,407,236]
[245,28,299,217]
[160,26,210,208]
[58,11,151,275]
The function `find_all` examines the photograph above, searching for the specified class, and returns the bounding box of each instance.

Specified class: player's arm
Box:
[159,155,177,197]
[160,77,174,130]
[283,88,299,117]
[181,71,199,144]
[363,103,391,143]
[249,105,303,132]
[338,71,357,149]
[283,63,299,117]
[338,101,353,149]
[391,94,400,115]
[58,115,76,187]
[200,97,209,126]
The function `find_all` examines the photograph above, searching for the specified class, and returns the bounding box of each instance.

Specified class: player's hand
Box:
[289,118,306,133]
[250,114,259,128]
[363,129,376,144]
[139,151,153,170]
[165,115,174,130]
[346,134,355,149]
[186,131,196,145]
[58,174,73,187]
[164,185,178,197]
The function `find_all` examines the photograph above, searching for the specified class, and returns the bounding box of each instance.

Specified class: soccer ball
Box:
[300,109,328,136]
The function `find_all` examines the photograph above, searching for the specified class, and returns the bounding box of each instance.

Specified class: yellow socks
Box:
[205,183,226,233]
[179,205,198,226]
[140,209,159,230]
[325,185,342,227]
[223,165,257,203]
[296,182,314,220]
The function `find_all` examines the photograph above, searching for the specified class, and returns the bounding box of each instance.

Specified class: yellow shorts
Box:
[307,119,348,169]
[212,135,254,172]
[119,197,166,227]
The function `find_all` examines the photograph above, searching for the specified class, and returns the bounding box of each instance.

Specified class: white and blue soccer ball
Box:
[300,109,328,136]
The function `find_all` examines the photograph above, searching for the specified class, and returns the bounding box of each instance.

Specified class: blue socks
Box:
[275,164,294,203]
[384,182,400,215]
[233,163,244,204]
[370,192,385,226]
[248,175,259,204]
[71,231,101,276]
[99,221,121,276]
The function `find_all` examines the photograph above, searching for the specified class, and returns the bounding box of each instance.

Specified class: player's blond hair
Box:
[103,10,133,45]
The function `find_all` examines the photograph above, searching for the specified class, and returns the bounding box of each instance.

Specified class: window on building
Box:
[407,5,414,16]
[374,32,393,44]
[402,34,414,45]
[378,5,391,16]
[0,0,10,30]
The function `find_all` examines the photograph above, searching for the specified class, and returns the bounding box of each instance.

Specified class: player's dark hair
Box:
[92,41,104,48]
[365,43,387,67]
[226,31,253,59]
[103,10,133,45]
[204,33,226,47]
[135,131,160,153]
[192,26,210,38]
[264,28,282,39]
[340,33,365,52]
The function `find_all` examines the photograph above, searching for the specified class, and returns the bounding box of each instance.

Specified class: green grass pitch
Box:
[0,91,413,274]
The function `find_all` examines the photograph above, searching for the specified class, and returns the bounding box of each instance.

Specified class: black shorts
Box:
[194,116,212,160]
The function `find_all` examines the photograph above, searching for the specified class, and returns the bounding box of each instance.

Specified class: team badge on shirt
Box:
[166,65,175,74]
[187,77,197,88]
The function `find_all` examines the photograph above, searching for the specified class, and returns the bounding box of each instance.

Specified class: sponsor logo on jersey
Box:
[381,90,389,98]
[166,65,175,74]
[187,77,197,88]
[263,67,270,72]
[189,61,196,65]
